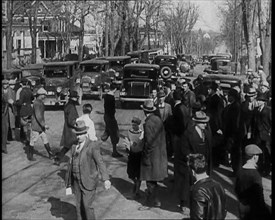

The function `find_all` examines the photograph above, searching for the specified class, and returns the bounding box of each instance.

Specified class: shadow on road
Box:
[48,197,76,220]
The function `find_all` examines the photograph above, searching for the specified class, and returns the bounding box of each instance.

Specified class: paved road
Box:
[2,64,271,219]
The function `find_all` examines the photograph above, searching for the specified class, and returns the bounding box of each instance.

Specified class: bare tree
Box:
[242,0,257,71]
[257,0,271,76]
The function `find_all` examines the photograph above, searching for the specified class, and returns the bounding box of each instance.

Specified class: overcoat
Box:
[6,87,16,129]
[66,138,109,191]
[180,122,213,174]
[140,114,168,181]
[60,99,79,148]
[31,99,45,132]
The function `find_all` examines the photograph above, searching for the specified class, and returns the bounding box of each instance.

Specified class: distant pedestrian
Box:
[65,120,111,220]
[2,79,10,154]
[29,87,54,161]
[17,78,34,145]
[77,103,98,142]
[101,83,122,157]
[6,79,17,140]
[181,80,196,117]
[187,153,227,220]
[54,90,79,165]
[123,116,144,199]
[235,144,271,220]
[257,65,267,84]
[139,99,168,209]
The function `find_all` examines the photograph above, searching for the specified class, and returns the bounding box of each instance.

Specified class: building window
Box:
[43,24,49,32]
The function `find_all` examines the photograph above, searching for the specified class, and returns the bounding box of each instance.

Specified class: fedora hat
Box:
[69,90,79,98]
[192,111,209,123]
[2,79,9,84]
[140,99,156,112]
[158,89,166,98]
[37,87,47,96]
[258,65,263,70]
[245,144,262,156]
[260,81,269,89]
[9,79,16,85]
[246,87,257,97]
[73,120,88,135]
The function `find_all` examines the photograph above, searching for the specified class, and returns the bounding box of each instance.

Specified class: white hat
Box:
[37,87,47,95]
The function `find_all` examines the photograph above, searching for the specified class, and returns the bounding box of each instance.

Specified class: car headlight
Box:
[91,78,95,84]
[115,72,119,77]
[56,87,62,93]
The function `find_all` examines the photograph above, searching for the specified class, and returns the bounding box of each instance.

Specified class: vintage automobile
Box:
[79,59,115,99]
[127,48,163,64]
[21,64,46,91]
[119,63,161,108]
[202,54,210,65]
[177,54,196,68]
[193,73,244,97]
[98,56,132,88]
[151,55,178,79]
[204,58,235,75]
[43,61,80,106]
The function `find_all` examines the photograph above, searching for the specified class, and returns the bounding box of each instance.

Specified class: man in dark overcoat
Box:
[66,120,111,220]
[222,88,242,175]
[54,90,79,165]
[251,93,272,176]
[139,99,168,209]
[178,111,212,214]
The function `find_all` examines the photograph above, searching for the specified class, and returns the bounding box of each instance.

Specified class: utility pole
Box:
[233,0,237,74]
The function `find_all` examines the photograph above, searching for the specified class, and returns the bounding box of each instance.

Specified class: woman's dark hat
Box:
[73,120,88,135]
[192,111,209,123]
[140,99,156,112]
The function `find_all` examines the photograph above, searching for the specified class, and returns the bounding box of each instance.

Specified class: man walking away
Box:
[101,83,122,157]
[187,153,227,220]
[29,87,54,161]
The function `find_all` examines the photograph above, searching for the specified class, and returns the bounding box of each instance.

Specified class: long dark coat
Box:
[31,99,45,132]
[60,100,79,148]
[181,122,213,174]
[140,113,168,181]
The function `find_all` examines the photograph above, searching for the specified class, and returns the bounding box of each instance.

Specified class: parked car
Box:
[43,61,80,106]
[193,73,244,97]
[2,68,23,91]
[119,63,161,108]
[202,54,210,65]
[204,58,235,75]
[98,56,132,89]
[177,54,196,68]
[79,59,115,99]
[151,55,178,79]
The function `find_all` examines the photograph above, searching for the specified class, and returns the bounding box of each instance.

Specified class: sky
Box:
[191,0,226,32]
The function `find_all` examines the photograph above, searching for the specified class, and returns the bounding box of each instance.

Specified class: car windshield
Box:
[82,64,102,72]
[44,67,68,78]
[124,69,158,79]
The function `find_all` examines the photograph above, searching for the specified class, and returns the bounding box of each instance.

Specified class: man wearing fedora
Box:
[66,120,111,220]
[251,93,271,176]
[179,111,212,214]
[222,88,242,175]
[54,90,79,165]
[28,87,54,161]
[235,144,271,220]
[181,80,196,117]
[17,78,34,146]
[139,99,168,209]
[258,81,271,106]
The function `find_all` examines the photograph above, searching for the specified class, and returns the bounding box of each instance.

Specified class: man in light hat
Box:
[139,99,168,209]
[54,90,79,165]
[258,81,271,106]
[28,87,54,161]
[65,120,111,220]
[235,144,271,220]
[178,111,212,214]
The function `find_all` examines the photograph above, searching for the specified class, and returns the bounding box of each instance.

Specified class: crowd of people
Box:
[2,65,271,220]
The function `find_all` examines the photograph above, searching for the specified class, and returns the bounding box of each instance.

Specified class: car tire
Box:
[160,66,173,79]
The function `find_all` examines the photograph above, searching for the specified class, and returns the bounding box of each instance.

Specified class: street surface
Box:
[2,64,271,219]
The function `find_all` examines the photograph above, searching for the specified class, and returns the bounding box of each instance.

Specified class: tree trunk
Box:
[105,1,109,56]
[120,0,127,55]
[109,1,115,56]
[6,0,13,69]
[78,12,85,62]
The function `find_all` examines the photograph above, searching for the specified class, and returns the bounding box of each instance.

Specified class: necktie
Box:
[201,129,205,142]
